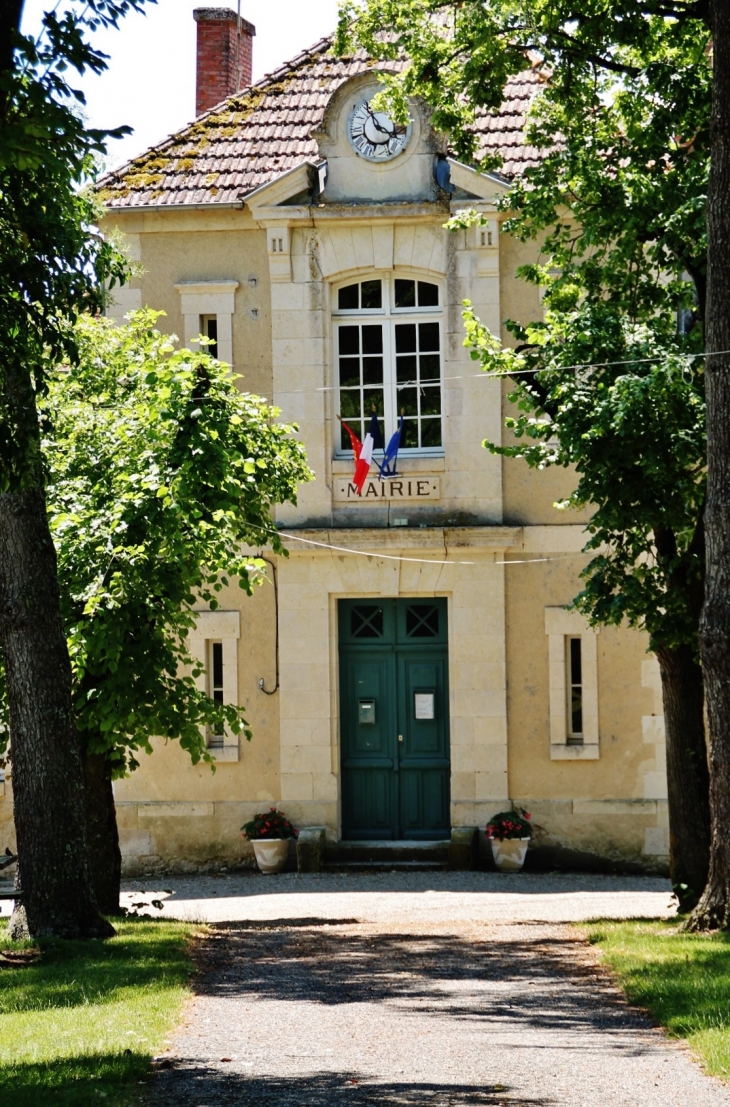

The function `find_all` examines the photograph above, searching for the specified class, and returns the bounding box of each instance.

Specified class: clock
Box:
[348,100,411,162]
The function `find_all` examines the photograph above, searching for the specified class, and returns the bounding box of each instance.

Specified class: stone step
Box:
[324,860,446,873]
[324,839,450,870]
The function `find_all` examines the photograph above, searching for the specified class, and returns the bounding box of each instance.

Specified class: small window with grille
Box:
[405,604,440,638]
[350,604,385,639]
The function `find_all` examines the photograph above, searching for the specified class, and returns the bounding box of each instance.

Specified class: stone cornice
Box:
[277,526,522,555]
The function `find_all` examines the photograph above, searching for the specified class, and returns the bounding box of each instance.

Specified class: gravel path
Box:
[121,871,676,926]
[127,873,729,1106]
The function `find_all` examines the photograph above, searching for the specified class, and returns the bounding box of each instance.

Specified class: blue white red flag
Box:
[353,413,381,493]
[378,416,404,480]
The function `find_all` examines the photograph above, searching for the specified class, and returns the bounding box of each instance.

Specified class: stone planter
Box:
[252,838,290,874]
[490,837,530,873]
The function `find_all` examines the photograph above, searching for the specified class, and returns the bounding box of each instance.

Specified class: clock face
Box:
[348,100,411,162]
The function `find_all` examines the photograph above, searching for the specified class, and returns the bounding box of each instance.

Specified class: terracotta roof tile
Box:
[98,37,545,209]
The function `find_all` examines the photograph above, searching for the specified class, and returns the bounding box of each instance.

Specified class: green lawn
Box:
[587,919,730,1078]
[0,916,196,1106]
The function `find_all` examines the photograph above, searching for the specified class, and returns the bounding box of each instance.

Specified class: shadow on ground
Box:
[190,918,643,1037]
[145,918,659,1105]
[149,1065,554,1106]
[0,1052,153,1107]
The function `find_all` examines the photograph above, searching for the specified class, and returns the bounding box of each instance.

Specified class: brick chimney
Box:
[193,8,256,116]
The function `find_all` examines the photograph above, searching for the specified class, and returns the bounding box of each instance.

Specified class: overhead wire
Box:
[245,520,596,568]
[246,345,723,398]
[61,344,723,410]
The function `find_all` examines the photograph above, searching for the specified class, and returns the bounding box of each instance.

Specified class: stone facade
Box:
[0,20,670,874]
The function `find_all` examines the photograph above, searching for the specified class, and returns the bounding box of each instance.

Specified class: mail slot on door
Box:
[358,699,376,725]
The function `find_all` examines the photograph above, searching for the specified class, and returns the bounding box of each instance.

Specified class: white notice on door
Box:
[414,692,435,720]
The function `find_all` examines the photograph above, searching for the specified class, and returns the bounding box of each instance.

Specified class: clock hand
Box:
[365,103,394,138]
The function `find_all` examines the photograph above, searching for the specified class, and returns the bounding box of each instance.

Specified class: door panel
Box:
[342,655,394,758]
[397,652,450,838]
[399,656,448,759]
[340,652,396,839]
[399,768,450,837]
[340,599,450,840]
[343,767,393,837]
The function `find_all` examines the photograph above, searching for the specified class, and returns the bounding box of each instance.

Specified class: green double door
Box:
[339,598,450,840]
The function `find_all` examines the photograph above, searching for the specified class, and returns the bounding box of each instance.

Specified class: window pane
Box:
[419,322,440,352]
[398,388,418,416]
[571,688,583,735]
[420,387,441,416]
[204,316,218,359]
[362,357,383,385]
[338,283,359,310]
[339,390,361,419]
[395,323,417,353]
[362,325,384,354]
[395,279,416,308]
[396,355,417,384]
[570,637,582,684]
[212,642,223,688]
[363,387,384,412]
[402,419,419,448]
[339,358,360,388]
[421,419,442,447]
[338,326,359,355]
[419,353,441,383]
[417,281,439,307]
[351,605,384,638]
[406,604,439,637]
[361,280,382,309]
[341,423,358,450]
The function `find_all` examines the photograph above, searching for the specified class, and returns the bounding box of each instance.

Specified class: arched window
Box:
[334,275,443,454]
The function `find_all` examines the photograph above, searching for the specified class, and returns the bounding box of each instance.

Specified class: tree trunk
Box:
[0,489,113,940]
[83,751,122,917]
[688,0,730,931]
[655,645,710,909]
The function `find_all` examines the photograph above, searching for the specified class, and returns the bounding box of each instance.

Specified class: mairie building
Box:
[0,8,670,873]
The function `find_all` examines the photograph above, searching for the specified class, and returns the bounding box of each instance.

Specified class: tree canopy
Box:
[338,0,713,907]
[0,0,156,939]
[1,0,152,489]
[0,309,312,774]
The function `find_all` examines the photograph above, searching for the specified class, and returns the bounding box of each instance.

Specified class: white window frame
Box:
[333,274,444,458]
[175,280,239,367]
[544,607,599,760]
[188,610,240,762]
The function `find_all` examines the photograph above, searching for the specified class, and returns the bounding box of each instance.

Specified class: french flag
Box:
[340,414,381,495]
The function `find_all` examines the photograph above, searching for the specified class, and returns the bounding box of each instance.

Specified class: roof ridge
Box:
[255,34,334,90]
[99,33,337,185]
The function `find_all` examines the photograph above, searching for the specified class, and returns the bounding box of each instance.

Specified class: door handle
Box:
[398,734,403,742]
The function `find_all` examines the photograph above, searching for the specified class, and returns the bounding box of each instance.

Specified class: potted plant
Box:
[485,808,532,872]
[241,808,298,874]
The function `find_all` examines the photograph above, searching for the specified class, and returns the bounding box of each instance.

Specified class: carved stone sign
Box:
[334,476,441,502]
